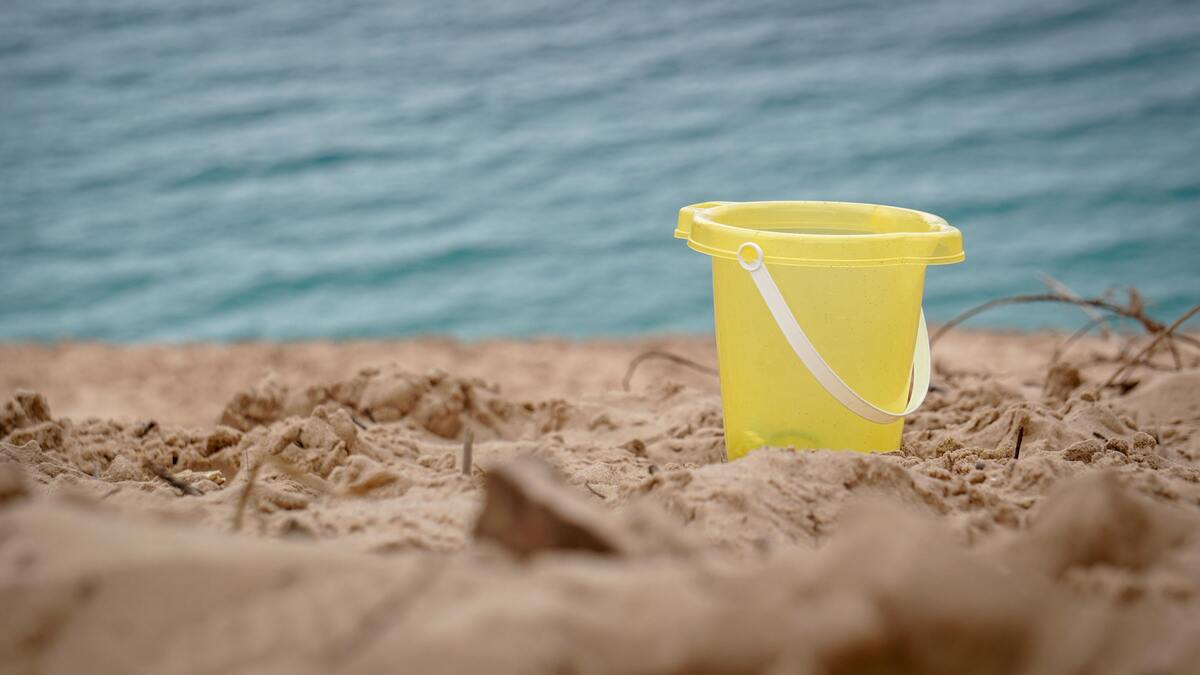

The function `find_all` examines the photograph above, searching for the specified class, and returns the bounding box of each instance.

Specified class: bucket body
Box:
[676,201,964,459]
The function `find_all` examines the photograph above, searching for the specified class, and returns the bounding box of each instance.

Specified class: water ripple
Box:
[2,0,1198,340]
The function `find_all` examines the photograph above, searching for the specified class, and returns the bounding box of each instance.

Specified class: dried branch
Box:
[930,293,1191,345]
[934,291,1200,356]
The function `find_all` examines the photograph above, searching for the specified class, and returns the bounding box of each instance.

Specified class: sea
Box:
[2,0,1198,341]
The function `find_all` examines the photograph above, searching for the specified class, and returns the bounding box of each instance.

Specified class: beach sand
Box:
[3,330,1200,674]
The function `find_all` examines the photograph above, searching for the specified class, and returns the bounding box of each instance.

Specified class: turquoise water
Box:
[2,0,1198,341]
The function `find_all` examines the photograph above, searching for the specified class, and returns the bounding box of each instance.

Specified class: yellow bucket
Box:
[675,201,964,459]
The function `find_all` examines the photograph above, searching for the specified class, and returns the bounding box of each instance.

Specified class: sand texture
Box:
[3,331,1200,674]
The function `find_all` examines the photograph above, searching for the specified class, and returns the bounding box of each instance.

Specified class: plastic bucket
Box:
[675,201,964,459]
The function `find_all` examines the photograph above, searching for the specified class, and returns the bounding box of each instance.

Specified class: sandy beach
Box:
[7,0,1198,672]
[3,330,1200,674]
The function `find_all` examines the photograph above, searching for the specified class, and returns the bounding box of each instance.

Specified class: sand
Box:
[2,330,1200,674]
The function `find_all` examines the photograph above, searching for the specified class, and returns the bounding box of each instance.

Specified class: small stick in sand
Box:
[136,420,158,438]
[622,350,718,391]
[461,428,474,477]
[1013,425,1025,461]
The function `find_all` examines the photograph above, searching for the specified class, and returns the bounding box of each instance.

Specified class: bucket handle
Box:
[737,242,930,424]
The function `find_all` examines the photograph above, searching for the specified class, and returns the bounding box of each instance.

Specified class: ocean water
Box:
[2,0,1198,342]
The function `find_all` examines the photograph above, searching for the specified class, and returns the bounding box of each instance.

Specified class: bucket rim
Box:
[676,200,965,267]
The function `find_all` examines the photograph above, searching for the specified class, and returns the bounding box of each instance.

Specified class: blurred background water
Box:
[1,0,1198,342]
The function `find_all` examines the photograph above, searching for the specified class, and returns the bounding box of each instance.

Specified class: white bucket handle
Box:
[737,242,930,424]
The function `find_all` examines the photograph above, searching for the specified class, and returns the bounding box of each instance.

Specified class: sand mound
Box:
[3,337,1200,673]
